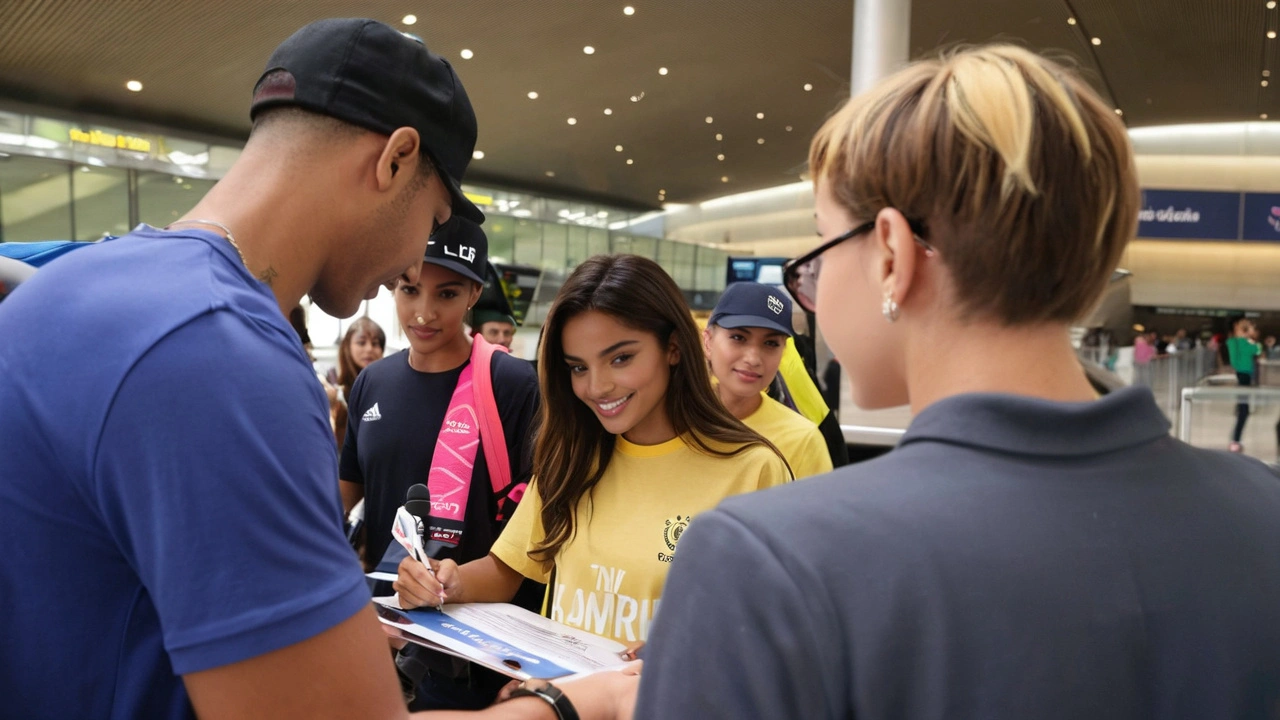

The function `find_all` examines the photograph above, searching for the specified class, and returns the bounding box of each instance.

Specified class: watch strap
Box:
[508,681,579,720]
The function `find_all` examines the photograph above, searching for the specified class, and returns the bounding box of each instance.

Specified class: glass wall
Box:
[0,155,71,242]
[138,172,216,227]
[73,165,129,240]
[0,110,726,301]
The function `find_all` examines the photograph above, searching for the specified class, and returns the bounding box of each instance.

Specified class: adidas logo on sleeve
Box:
[362,403,382,422]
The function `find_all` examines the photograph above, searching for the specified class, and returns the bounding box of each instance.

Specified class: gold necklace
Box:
[166,219,246,269]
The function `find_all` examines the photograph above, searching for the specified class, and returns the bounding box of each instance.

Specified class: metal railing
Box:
[836,347,1223,451]
[1178,385,1280,446]
[1129,348,1219,421]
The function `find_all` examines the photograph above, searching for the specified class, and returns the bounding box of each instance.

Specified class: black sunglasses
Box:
[782,218,935,313]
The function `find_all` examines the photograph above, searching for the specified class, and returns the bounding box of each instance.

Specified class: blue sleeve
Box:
[635,509,846,719]
[92,310,371,675]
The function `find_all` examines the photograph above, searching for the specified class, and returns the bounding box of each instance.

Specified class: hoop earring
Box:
[881,294,900,323]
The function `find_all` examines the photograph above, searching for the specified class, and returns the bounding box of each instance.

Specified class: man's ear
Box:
[375,127,422,191]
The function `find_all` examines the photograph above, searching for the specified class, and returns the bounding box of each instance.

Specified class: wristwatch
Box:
[506,679,580,720]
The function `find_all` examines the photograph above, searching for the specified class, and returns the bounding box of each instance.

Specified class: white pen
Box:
[414,545,446,612]
[393,506,446,611]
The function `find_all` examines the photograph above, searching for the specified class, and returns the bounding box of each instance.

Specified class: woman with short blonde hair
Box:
[636,45,1280,720]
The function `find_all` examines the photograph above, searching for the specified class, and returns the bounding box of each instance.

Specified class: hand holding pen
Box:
[393,554,464,611]
[391,506,447,611]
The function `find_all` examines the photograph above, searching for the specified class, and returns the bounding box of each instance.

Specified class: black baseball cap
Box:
[709,282,795,337]
[473,309,516,327]
[250,18,484,224]
[424,217,487,284]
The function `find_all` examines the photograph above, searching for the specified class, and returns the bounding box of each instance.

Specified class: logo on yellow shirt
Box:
[658,515,691,562]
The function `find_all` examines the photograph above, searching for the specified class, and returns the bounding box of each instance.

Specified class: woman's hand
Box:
[556,664,643,720]
[392,556,463,609]
[619,640,645,662]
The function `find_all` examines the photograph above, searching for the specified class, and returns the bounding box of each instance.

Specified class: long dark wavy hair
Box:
[531,254,786,562]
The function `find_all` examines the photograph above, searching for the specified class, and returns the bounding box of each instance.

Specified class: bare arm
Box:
[340,479,364,515]
[394,552,526,609]
[183,606,408,720]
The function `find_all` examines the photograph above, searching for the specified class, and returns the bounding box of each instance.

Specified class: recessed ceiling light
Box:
[717,153,725,161]
[630,95,641,102]
[546,170,556,177]
[615,145,624,152]
[659,67,668,75]
[721,176,729,182]
[1271,1,1277,8]
[1266,70,1273,77]
[1263,113,1271,119]
[624,5,635,15]
[757,138,765,144]
[1271,31,1278,39]
[472,150,485,159]
[583,46,595,54]
[567,117,577,125]
[626,158,634,165]
[460,48,474,59]
[1067,17,1077,25]
[402,14,417,25]
[125,80,143,92]
[803,83,813,91]
[1091,37,1102,45]
[528,91,539,99]
[756,112,765,119]
[660,188,666,193]
[604,108,613,115]
[785,125,793,132]
[715,133,723,141]
[705,116,713,123]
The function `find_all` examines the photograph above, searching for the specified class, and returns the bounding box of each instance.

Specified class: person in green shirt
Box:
[1226,318,1261,453]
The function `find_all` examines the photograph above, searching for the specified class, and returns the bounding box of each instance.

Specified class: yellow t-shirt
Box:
[491,434,790,643]
[743,394,833,480]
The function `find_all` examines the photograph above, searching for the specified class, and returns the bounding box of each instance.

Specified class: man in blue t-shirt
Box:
[0,18,643,720]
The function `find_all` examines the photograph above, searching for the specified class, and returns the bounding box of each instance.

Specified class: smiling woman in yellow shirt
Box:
[394,255,791,643]
[703,282,833,480]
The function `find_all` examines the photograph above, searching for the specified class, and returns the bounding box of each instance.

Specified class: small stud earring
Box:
[881,294,900,323]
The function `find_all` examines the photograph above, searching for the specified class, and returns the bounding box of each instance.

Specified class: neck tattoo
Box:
[166,218,277,287]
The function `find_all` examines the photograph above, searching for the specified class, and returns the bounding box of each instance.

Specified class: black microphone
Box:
[404,484,446,559]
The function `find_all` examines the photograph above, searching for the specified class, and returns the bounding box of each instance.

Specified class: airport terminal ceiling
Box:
[0,0,1275,209]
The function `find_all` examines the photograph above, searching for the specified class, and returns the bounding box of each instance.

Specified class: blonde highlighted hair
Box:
[809,44,1139,325]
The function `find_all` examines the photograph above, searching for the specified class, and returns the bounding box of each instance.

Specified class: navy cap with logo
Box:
[250,18,484,224]
[709,282,795,337]
[424,217,487,284]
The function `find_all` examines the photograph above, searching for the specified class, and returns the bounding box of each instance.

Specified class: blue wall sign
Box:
[1240,193,1280,242]
[1137,189,1240,240]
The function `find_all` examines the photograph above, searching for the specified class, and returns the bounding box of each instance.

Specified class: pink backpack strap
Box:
[470,337,516,514]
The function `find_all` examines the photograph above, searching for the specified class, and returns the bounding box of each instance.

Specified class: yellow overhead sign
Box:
[68,128,151,153]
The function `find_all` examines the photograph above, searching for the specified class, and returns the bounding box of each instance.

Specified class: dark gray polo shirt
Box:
[637,387,1280,719]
